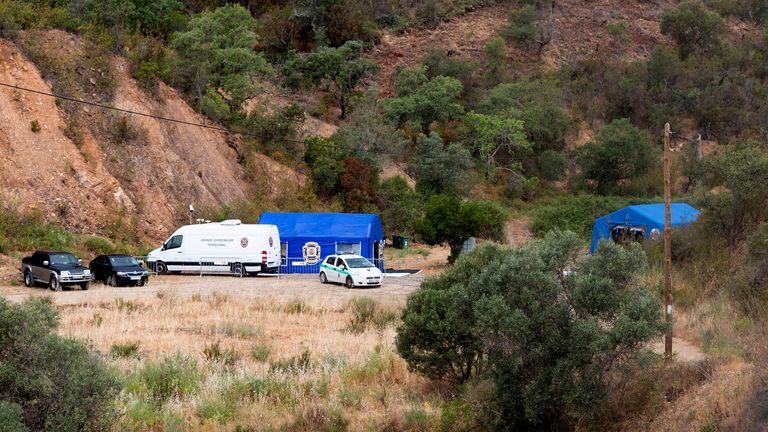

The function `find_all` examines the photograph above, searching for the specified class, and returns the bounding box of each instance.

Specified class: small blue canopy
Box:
[589,203,700,254]
[258,212,385,272]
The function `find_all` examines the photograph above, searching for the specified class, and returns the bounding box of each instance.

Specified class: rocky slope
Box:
[0,31,304,241]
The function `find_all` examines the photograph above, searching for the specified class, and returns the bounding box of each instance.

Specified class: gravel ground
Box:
[0,273,424,307]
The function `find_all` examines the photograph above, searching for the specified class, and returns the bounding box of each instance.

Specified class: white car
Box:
[319,254,384,288]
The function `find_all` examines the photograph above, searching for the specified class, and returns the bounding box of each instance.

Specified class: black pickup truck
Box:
[21,251,92,291]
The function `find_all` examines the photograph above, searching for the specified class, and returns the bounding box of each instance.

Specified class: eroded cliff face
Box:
[0,31,304,241]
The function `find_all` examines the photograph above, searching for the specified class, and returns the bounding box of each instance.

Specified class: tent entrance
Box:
[610,225,646,246]
[373,241,383,270]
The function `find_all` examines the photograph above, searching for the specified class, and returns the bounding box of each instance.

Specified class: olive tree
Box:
[284,40,378,119]
[413,194,507,263]
[660,1,725,59]
[396,231,666,429]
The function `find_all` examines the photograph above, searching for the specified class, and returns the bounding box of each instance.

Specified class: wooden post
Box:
[663,123,673,358]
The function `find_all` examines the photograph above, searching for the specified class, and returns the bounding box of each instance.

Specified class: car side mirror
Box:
[78,259,82,264]
[161,243,167,251]
[43,260,49,266]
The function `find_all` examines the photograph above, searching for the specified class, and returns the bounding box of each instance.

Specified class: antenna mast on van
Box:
[189,204,195,225]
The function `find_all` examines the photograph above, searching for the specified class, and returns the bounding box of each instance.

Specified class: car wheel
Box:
[24,271,33,287]
[319,272,327,284]
[49,275,60,291]
[156,261,168,275]
[232,263,244,277]
[106,274,118,287]
[80,282,90,290]
[345,276,354,289]
[137,278,147,287]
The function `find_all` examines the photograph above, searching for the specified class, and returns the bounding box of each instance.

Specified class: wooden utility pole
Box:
[663,123,673,358]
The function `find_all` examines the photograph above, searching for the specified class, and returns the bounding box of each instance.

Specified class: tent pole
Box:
[663,122,673,359]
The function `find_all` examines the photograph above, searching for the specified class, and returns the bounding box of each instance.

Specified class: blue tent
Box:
[589,203,700,254]
[258,212,385,273]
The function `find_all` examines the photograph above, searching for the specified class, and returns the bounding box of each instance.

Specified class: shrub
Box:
[203,341,240,366]
[531,195,633,240]
[381,66,464,132]
[197,397,238,424]
[211,322,260,339]
[500,5,539,44]
[345,298,397,334]
[83,236,116,255]
[270,349,312,374]
[396,233,665,428]
[283,299,311,314]
[414,195,508,263]
[286,405,349,432]
[661,1,725,59]
[577,118,657,195]
[406,132,473,195]
[29,120,41,133]
[0,297,120,431]
[378,176,423,237]
[250,343,271,362]
[0,401,26,432]
[125,354,202,403]
[111,341,140,358]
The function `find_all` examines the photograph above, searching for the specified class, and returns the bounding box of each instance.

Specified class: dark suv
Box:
[89,254,149,287]
[21,251,92,290]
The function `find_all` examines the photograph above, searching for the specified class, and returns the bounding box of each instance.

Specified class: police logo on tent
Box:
[303,242,321,265]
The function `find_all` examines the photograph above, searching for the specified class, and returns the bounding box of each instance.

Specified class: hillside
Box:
[0,31,305,241]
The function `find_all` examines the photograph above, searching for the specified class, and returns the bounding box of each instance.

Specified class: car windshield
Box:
[110,256,139,267]
[50,253,78,266]
[345,258,375,268]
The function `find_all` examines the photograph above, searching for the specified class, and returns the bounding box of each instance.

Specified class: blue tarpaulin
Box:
[258,212,385,273]
[589,203,700,254]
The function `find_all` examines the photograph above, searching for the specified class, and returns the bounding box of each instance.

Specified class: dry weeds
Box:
[57,292,437,431]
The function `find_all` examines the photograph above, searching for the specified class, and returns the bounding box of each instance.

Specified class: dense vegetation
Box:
[0,297,120,431]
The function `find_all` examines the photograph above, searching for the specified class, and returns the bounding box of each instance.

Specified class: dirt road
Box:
[0,273,424,307]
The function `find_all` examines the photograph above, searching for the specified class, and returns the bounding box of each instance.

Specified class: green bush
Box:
[125,354,202,403]
[415,195,507,263]
[197,397,238,424]
[0,401,26,432]
[500,5,539,43]
[203,341,240,366]
[577,118,657,195]
[396,233,665,429]
[111,341,140,358]
[283,299,311,314]
[269,349,312,374]
[378,176,423,237]
[661,1,725,59]
[531,195,634,240]
[345,298,397,334]
[0,297,120,431]
[250,343,271,362]
[84,236,116,255]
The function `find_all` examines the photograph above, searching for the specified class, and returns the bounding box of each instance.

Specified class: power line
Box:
[0,81,320,146]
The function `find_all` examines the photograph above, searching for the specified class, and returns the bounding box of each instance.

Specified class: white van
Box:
[147,220,280,276]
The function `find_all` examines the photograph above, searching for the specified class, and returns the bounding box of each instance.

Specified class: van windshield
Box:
[346,258,375,268]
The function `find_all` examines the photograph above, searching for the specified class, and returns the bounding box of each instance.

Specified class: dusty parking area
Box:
[0,273,424,307]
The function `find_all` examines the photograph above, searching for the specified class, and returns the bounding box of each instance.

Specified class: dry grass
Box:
[57,292,438,431]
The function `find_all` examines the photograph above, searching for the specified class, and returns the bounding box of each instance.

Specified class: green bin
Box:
[392,235,410,250]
